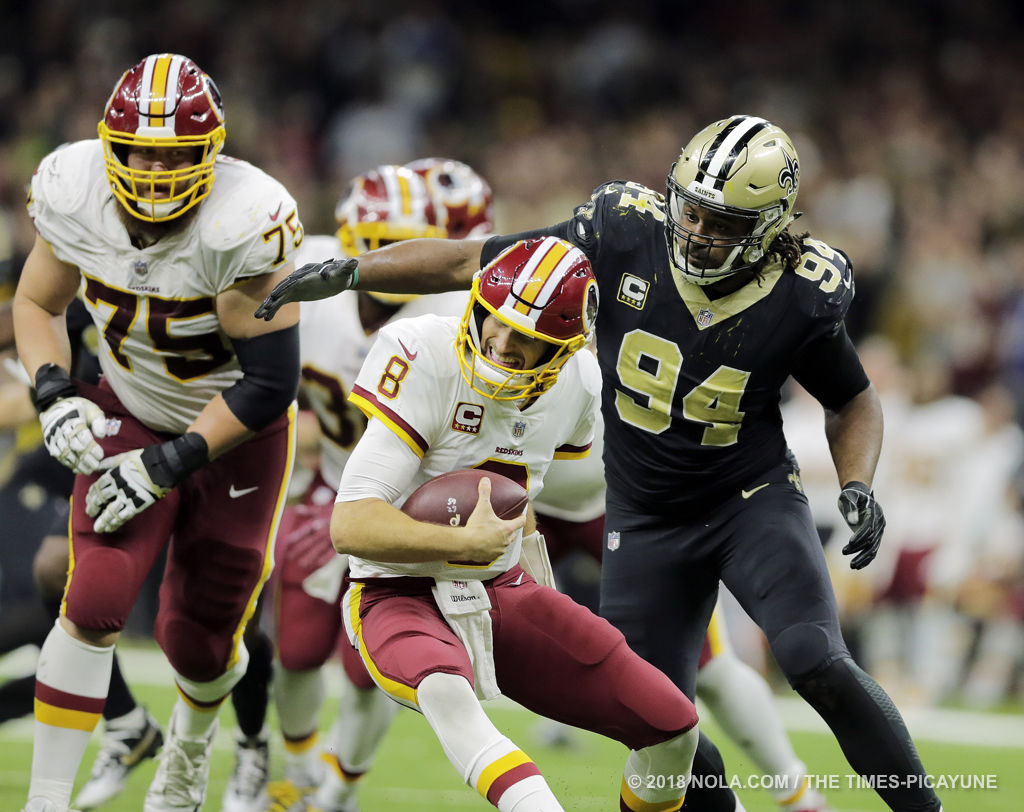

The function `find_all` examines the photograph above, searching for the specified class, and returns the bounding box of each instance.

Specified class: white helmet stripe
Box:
[138,56,157,127]
[701,116,769,187]
[508,236,576,325]
[380,167,430,222]
[137,53,185,129]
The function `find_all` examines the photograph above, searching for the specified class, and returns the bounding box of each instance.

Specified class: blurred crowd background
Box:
[2,0,1023,711]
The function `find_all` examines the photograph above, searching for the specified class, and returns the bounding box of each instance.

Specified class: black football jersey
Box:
[533,181,855,512]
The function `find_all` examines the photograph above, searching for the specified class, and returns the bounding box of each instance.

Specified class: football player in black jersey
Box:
[256,115,942,812]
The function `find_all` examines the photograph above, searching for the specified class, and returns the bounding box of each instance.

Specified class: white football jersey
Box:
[28,140,302,433]
[532,408,606,523]
[294,234,470,489]
[343,314,601,580]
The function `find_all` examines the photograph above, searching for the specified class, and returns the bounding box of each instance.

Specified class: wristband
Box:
[32,363,78,412]
[141,432,210,489]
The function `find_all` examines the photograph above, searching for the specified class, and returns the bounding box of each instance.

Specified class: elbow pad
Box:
[223,324,300,430]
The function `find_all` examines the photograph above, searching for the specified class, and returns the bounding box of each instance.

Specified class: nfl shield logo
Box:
[512,420,526,439]
[697,308,713,327]
[133,260,149,277]
[607,531,620,551]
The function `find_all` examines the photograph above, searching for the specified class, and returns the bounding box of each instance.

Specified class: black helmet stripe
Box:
[695,116,770,190]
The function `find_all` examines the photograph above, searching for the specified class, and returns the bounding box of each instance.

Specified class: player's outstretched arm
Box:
[254,237,486,321]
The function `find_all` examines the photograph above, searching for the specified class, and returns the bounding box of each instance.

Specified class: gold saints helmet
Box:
[665,115,800,285]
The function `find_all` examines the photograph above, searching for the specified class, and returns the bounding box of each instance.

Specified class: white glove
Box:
[519,530,556,589]
[85,433,209,534]
[40,396,108,474]
[86,448,170,533]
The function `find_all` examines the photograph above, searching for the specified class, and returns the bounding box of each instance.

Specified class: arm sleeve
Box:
[791,322,870,411]
[222,323,300,430]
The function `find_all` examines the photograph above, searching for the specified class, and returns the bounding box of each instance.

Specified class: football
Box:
[401,469,529,527]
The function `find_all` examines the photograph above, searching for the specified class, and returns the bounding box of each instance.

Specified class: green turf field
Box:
[1,644,1021,811]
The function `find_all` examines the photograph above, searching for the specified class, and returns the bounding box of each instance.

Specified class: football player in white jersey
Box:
[223,160,493,812]
[12,53,303,812]
[330,237,706,812]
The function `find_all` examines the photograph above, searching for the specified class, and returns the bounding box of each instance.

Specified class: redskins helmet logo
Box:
[583,280,599,334]
[778,150,799,193]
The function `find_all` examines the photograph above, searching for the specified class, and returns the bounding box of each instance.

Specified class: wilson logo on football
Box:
[451,402,483,434]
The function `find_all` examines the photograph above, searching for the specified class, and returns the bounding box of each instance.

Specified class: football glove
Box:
[34,363,107,474]
[86,433,209,534]
[254,257,358,321]
[838,481,886,570]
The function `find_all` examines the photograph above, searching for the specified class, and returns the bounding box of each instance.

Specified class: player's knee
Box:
[639,725,699,765]
[788,655,869,713]
[63,546,139,631]
[416,671,477,721]
[769,622,835,682]
[32,535,71,599]
[610,641,698,748]
[158,616,236,682]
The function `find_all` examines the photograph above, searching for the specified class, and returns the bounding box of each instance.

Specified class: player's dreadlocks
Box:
[772,229,809,273]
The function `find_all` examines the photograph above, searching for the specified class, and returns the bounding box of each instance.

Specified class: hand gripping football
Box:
[401,469,529,527]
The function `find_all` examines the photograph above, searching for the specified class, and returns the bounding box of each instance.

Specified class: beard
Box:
[115,197,200,248]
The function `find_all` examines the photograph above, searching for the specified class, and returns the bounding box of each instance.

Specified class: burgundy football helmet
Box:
[458,236,598,401]
[334,164,444,257]
[405,157,494,240]
[98,53,226,222]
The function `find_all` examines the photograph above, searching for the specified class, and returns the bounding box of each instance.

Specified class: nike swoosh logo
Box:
[229,485,260,499]
[397,338,418,361]
[513,572,524,586]
[741,483,770,499]
[269,203,282,221]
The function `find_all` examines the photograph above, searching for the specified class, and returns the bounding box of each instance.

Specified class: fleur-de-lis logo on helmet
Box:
[778,150,799,193]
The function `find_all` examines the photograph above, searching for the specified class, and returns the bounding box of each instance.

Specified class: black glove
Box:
[254,258,358,321]
[838,481,885,570]
[86,433,208,533]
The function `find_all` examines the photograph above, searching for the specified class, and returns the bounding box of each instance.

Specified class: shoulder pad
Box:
[29,141,103,218]
[576,181,666,222]
[198,156,302,259]
[378,314,460,381]
[791,237,855,321]
[570,180,666,251]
